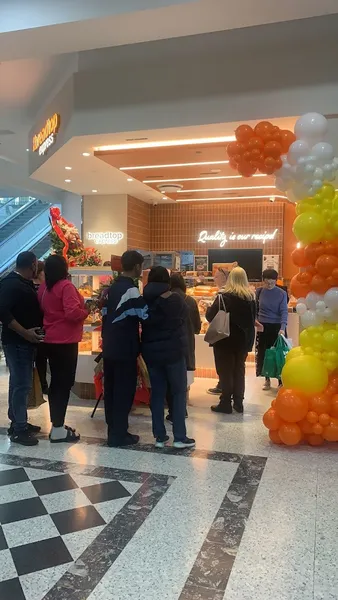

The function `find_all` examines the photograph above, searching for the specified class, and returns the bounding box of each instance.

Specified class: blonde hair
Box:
[223,267,255,300]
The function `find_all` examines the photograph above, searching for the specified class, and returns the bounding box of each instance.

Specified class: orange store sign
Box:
[32,113,60,156]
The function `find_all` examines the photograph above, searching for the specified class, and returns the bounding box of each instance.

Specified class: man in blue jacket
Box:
[102,250,147,447]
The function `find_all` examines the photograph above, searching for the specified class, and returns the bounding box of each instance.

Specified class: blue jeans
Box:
[148,358,187,442]
[3,344,35,432]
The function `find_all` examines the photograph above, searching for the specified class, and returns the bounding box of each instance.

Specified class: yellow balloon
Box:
[282,355,328,396]
[322,330,338,352]
[285,346,304,362]
[320,184,335,200]
[293,212,326,244]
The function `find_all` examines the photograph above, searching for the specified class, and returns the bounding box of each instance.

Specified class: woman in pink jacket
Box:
[38,255,87,443]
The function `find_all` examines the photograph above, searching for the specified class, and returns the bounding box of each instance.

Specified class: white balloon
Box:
[275,177,288,192]
[312,179,323,191]
[323,163,335,173]
[301,310,322,328]
[288,140,310,165]
[298,297,306,304]
[316,301,326,313]
[304,163,316,174]
[281,154,288,164]
[313,167,324,180]
[295,113,328,143]
[306,292,322,310]
[324,288,338,311]
[296,302,307,315]
[323,307,335,323]
[311,142,334,164]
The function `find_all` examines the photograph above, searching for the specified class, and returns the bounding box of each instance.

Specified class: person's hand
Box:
[255,320,264,332]
[24,328,44,344]
[279,329,285,336]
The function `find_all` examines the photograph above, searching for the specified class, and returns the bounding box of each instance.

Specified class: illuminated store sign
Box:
[87,232,124,245]
[32,113,60,156]
[198,229,278,247]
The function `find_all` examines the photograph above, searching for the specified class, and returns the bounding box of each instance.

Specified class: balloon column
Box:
[226,113,338,447]
[260,113,338,446]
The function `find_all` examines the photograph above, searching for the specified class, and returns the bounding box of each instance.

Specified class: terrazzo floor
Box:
[0,360,337,600]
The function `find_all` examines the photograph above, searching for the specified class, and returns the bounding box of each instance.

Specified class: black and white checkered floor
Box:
[0,463,141,599]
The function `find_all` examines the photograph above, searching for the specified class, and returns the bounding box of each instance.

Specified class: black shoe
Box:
[8,422,41,436]
[10,430,39,446]
[233,403,244,414]
[207,387,222,395]
[107,433,140,447]
[211,403,232,414]
[173,437,196,449]
[155,435,170,448]
[166,414,173,424]
[42,385,49,395]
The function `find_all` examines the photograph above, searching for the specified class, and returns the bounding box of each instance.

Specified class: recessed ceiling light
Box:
[82,152,90,157]
[94,135,236,152]
[162,196,168,200]
[65,166,72,170]
[65,179,71,183]
[92,189,98,193]
[26,148,29,152]
[127,178,133,182]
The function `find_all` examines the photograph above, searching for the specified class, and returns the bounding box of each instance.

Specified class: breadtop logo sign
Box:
[32,113,60,156]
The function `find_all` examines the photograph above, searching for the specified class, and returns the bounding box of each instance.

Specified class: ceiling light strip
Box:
[94,135,236,152]
[143,175,269,183]
[177,186,276,193]
[176,195,287,202]
[120,161,230,170]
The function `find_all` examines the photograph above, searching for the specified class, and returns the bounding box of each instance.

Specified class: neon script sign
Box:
[87,232,124,245]
[198,229,278,247]
[32,113,60,156]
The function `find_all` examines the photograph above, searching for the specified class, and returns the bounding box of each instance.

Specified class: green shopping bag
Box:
[261,335,290,379]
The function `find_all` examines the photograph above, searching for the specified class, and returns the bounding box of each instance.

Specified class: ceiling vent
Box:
[0,130,14,136]
[157,183,183,194]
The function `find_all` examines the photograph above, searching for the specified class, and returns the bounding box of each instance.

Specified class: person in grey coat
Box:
[166,273,201,422]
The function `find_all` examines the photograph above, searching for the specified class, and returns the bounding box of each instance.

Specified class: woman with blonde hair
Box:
[206,267,256,414]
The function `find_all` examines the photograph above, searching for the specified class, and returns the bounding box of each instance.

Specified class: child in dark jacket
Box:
[142,267,195,449]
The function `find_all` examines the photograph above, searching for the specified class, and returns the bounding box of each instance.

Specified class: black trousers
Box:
[103,358,137,443]
[35,343,48,391]
[44,343,78,427]
[212,347,222,391]
[214,343,247,408]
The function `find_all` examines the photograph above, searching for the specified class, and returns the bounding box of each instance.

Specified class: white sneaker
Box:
[262,380,271,391]
[173,437,196,449]
[155,435,169,449]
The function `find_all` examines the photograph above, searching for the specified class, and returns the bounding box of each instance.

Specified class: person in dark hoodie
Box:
[142,266,195,449]
[0,251,44,446]
[102,250,147,447]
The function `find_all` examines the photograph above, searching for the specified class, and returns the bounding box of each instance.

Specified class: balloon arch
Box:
[228,114,338,447]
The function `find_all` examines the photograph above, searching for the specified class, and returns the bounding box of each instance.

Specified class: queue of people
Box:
[0,249,288,449]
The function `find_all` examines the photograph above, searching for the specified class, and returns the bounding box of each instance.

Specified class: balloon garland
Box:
[227,113,338,446]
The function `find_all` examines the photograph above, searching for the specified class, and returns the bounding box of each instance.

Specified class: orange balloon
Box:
[299,419,314,434]
[297,272,312,284]
[324,242,338,256]
[330,394,338,418]
[311,274,329,294]
[306,411,319,424]
[263,408,282,431]
[290,274,311,299]
[271,399,276,408]
[291,247,311,268]
[275,388,308,423]
[254,121,274,140]
[235,124,255,143]
[313,423,324,435]
[318,413,331,426]
[323,418,338,442]
[280,129,296,153]
[264,140,282,159]
[269,429,283,444]
[328,372,338,390]
[247,136,264,151]
[315,254,338,277]
[304,243,325,265]
[309,394,331,415]
[227,141,246,158]
[326,275,337,288]
[307,433,324,446]
[279,422,302,446]
[332,268,338,280]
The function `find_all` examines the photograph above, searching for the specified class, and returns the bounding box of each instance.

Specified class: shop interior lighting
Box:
[176,194,287,202]
[127,178,133,182]
[82,152,90,157]
[177,185,276,193]
[143,174,269,183]
[92,189,98,193]
[94,135,236,152]
[65,166,72,170]
[65,179,71,183]
[120,161,230,170]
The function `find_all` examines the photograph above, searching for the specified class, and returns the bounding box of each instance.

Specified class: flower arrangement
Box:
[50,207,102,267]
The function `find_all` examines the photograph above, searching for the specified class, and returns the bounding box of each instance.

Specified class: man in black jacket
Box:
[102,250,147,447]
[0,252,44,445]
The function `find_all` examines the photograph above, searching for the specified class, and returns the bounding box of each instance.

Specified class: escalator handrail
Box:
[0,202,51,248]
[0,197,40,230]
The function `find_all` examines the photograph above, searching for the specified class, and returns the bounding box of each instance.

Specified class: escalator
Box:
[0,198,49,243]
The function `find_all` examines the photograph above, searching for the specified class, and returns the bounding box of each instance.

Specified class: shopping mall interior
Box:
[1,2,338,599]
